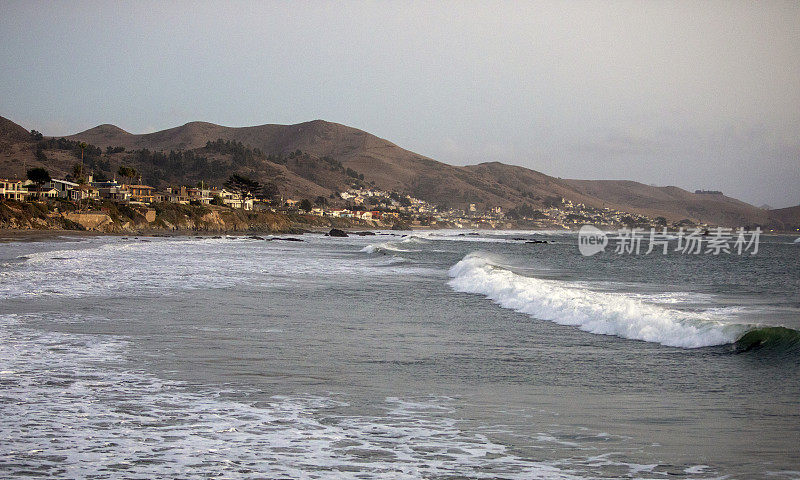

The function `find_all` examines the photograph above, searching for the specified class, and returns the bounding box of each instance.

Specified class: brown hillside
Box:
[0,116,31,143]
[0,115,775,227]
[767,205,800,230]
[563,179,770,225]
[0,116,35,178]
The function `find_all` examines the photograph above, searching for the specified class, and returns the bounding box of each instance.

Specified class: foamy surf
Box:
[361,236,428,254]
[0,313,588,480]
[448,253,751,348]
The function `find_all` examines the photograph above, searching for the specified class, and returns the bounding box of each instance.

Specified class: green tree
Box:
[224,174,261,209]
[507,203,544,220]
[26,167,51,186]
[299,199,313,212]
[72,162,86,183]
[117,165,138,184]
[117,165,129,182]
[261,182,280,201]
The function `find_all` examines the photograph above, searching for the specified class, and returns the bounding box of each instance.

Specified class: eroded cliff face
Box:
[0,200,374,234]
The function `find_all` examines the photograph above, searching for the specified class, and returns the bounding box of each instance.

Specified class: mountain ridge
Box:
[1,115,797,229]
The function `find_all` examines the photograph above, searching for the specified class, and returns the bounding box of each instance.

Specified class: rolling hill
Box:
[1,114,797,229]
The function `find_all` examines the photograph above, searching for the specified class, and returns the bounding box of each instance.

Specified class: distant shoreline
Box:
[3,226,795,244]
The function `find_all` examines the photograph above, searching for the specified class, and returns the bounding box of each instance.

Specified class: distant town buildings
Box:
[1,176,718,230]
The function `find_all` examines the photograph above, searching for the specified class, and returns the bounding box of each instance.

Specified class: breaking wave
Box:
[362,236,428,254]
[447,252,777,349]
[733,326,800,356]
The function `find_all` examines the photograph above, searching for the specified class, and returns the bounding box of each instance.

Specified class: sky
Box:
[1,1,798,208]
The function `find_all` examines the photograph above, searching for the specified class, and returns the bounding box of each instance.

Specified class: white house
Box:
[44,179,79,198]
[0,179,27,200]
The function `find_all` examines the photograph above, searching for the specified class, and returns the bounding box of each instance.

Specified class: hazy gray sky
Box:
[2,1,798,207]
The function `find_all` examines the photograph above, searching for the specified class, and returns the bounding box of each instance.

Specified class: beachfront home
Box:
[165,186,191,204]
[125,185,155,203]
[0,179,27,200]
[69,186,100,201]
[26,187,59,199]
[44,179,79,199]
[219,189,253,210]
[91,180,130,202]
[187,187,214,205]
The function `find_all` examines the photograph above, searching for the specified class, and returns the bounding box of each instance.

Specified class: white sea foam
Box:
[361,235,429,254]
[361,242,413,254]
[0,236,425,299]
[0,313,585,479]
[448,253,749,348]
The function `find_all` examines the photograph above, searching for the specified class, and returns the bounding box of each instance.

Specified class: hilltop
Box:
[1,114,797,229]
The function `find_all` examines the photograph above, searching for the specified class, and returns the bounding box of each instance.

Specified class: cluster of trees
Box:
[30,132,103,161]
[130,148,228,184]
[542,196,563,208]
[223,174,261,200]
[221,174,281,203]
[117,165,139,184]
[507,203,546,220]
[387,191,412,207]
[26,167,51,186]
[345,167,364,180]
[266,149,367,183]
[299,199,313,212]
[205,139,263,167]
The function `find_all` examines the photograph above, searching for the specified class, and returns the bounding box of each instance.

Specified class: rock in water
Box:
[328,228,348,237]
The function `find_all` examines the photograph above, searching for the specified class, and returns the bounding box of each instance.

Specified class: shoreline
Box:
[3,226,795,244]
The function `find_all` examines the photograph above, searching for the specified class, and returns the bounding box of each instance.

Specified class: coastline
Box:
[3,225,796,243]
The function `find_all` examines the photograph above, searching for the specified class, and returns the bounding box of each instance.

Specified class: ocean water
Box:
[0,231,798,479]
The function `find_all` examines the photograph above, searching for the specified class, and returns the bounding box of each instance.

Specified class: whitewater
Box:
[447,252,750,348]
[1,230,798,478]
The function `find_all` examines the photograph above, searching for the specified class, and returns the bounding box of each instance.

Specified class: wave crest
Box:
[733,326,800,356]
[362,236,428,254]
[448,253,750,348]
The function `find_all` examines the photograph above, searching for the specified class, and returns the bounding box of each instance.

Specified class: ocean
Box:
[0,230,798,479]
